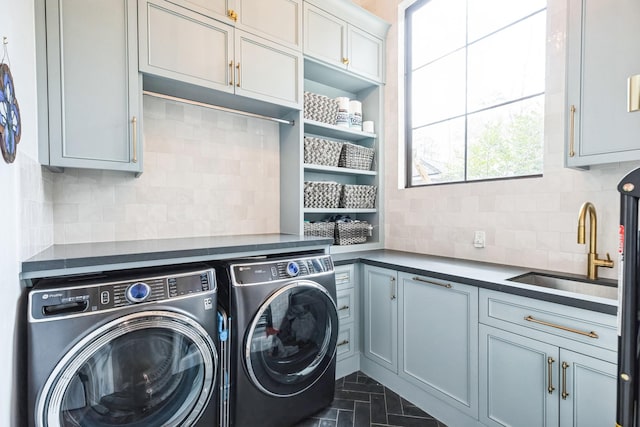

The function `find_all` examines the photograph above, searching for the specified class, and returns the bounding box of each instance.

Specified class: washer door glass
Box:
[245,281,338,397]
[38,311,216,427]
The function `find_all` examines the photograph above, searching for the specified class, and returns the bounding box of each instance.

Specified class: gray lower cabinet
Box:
[37,0,142,173]
[398,273,479,418]
[363,265,398,373]
[479,289,617,427]
[335,264,359,378]
[566,0,640,167]
[139,0,302,109]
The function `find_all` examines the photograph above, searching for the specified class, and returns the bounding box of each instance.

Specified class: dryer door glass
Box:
[38,312,216,427]
[245,281,339,397]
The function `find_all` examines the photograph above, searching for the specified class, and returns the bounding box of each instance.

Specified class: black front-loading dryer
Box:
[27,264,219,427]
[218,254,339,427]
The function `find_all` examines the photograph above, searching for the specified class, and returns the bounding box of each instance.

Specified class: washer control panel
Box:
[29,268,215,321]
[232,255,333,285]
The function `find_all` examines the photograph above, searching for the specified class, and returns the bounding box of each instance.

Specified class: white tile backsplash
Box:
[50,96,281,244]
[373,0,638,280]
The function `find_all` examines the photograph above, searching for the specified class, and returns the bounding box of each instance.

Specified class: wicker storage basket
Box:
[335,221,372,245]
[304,181,342,208]
[304,92,339,124]
[303,221,336,240]
[338,143,374,170]
[304,137,343,167]
[340,184,377,209]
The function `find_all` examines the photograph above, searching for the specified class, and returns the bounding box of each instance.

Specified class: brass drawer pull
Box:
[338,305,350,311]
[412,276,452,289]
[524,315,599,339]
[229,61,233,85]
[131,116,138,163]
[236,63,241,87]
[337,339,349,347]
[547,357,555,394]
[390,277,396,300]
[569,104,576,157]
[561,361,570,399]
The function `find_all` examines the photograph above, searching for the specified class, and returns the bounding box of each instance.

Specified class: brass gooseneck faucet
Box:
[577,202,613,280]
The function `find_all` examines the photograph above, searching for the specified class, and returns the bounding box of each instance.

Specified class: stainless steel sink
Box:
[508,272,618,300]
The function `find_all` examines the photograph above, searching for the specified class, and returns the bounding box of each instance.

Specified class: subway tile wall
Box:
[50,96,281,244]
[372,0,638,280]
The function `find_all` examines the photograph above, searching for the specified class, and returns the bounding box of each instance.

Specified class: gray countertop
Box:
[21,234,333,281]
[332,249,618,315]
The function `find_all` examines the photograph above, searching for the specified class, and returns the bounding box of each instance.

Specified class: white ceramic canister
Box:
[349,100,362,130]
[336,97,350,127]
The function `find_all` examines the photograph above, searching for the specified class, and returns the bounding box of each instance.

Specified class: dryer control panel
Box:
[231,255,333,285]
[29,269,215,321]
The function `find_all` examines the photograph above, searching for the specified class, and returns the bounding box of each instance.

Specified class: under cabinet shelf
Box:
[304,208,377,214]
[304,119,376,141]
[304,164,376,176]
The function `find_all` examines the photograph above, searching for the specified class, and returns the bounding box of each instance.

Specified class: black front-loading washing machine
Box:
[27,264,219,427]
[217,254,339,427]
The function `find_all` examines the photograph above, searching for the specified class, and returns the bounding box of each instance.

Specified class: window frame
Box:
[403,0,546,188]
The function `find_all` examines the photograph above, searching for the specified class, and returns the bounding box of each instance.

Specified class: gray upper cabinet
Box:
[37,0,142,173]
[398,273,478,418]
[166,0,232,22]
[566,0,640,167]
[235,0,302,50]
[303,2,384,83]
[363,265,398,373]
[139,0,302,109]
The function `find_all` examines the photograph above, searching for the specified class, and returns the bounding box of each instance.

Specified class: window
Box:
[404,0,546,186]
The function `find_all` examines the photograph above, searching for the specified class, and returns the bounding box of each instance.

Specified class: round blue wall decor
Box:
[0,62,21,164]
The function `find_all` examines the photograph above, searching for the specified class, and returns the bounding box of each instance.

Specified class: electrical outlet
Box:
[474,231,486,248]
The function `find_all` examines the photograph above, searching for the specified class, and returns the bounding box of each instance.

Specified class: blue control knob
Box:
[126,282,151,303]
[286,261,300,277]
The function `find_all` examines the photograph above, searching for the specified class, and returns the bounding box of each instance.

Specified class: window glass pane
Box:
[412,50,466,127]
[411,117,465,185]
[467,12,546,112]
[410,0,466,68]
[468,0,546,42]
[466,95,544,181]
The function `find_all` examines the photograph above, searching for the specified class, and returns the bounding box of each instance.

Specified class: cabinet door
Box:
[347,25,383,82]
[303,3,347,70]
[139,0,234,94]
[363,265,397,373]
[559,349,616,427]
[566,0,640,167]
[166,0,231,22]
[399,274,478,417]
[44,0,141,172]
[235,0,301,50]
[479,325,559,427]
[234,29,302,109]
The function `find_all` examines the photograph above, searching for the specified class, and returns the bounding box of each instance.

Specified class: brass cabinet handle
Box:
[229,61,234,85]
[569,104,576,157]
[338,305,350,311]
[561,361,570,400]
[412,276,452,289]
[131,116,138,163]
[390,276,396,300]
[236,63,241,87]
[227,9,238,22]
[342,57,349,65]
[337,339,349,347]
[524,315,599,339]
[335,273,351,285]
[547,357,555,394]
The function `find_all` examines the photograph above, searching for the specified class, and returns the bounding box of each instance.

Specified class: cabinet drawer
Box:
[479,289,616,352]
[336,288,355,324]
[336,322,355,360]
[334,264,354,290]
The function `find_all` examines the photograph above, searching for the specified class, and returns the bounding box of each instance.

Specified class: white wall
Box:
[0,0,53,424]
[355,0,639,280]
